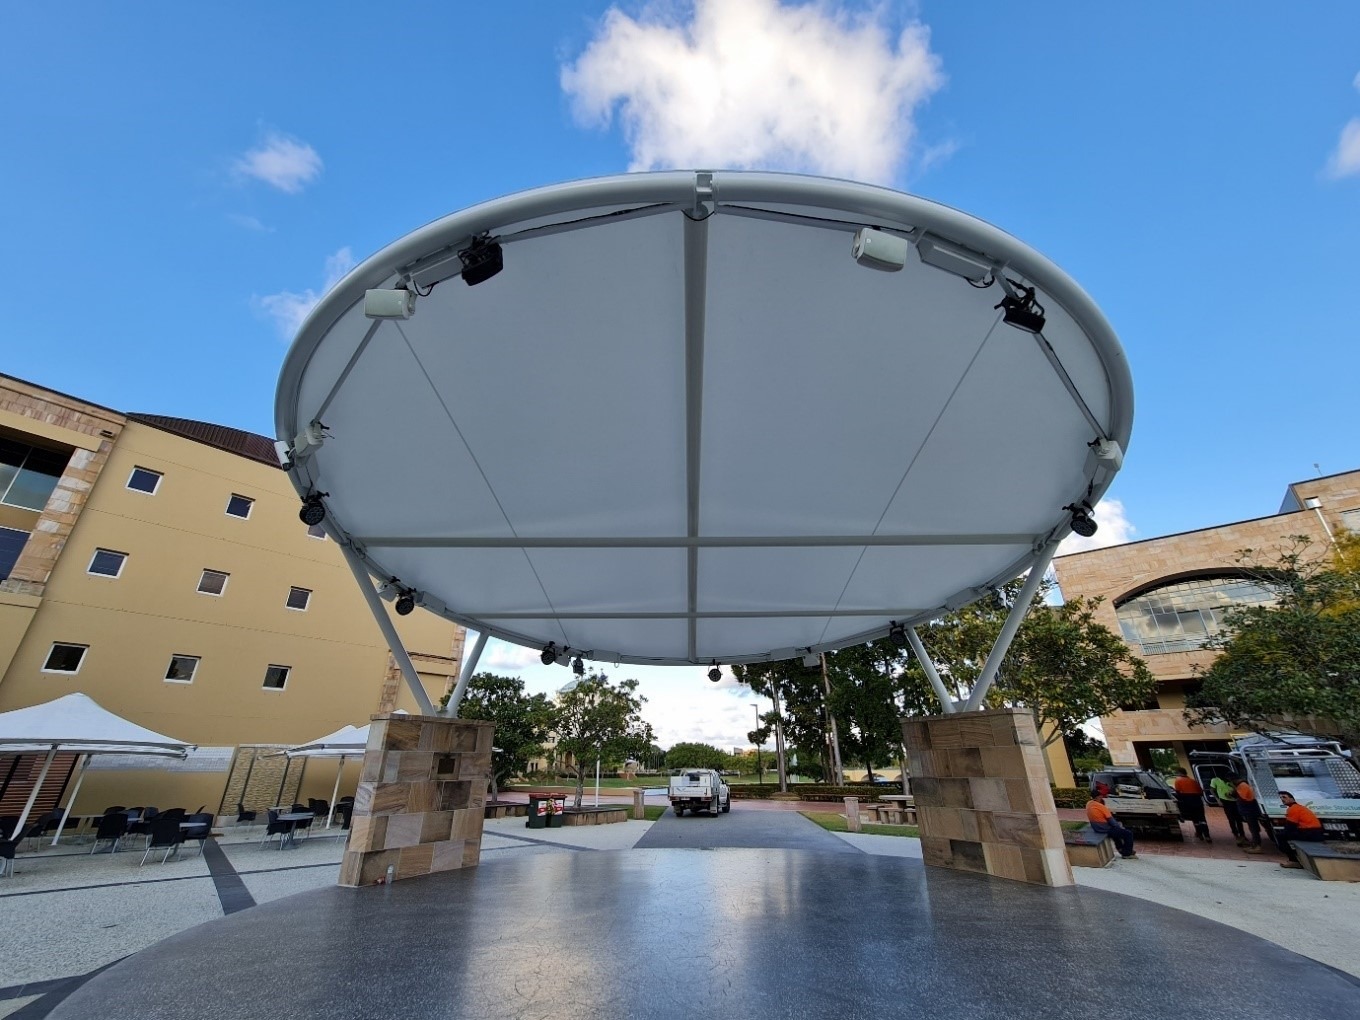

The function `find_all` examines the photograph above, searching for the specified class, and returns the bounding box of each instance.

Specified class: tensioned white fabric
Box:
[276,171,1132,668]
[0,692,192,756]
[280,723,369,759]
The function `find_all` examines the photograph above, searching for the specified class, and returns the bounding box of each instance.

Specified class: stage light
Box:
[887,622,908,648]
[1065,501,1098,538]
[540,642,559,666]
[298,492,327,526]
[995,279,1046,333]
[459,237,503,286]
[707,661,722,683]
[395,592,416,616]
[572,654,585,677]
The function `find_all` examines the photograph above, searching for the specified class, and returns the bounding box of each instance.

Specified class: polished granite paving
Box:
[50,848,1360,1020]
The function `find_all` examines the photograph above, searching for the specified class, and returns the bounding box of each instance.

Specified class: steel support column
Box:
[962,540,1061,712]
[445,631,489,718]
[906,626,957,714]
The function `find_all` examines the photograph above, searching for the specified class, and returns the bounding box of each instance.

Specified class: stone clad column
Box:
[338,713,493,887]
[902,709,1073,888]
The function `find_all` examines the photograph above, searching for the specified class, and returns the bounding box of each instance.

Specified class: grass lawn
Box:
[801,811,920,838]
[643,805,667,821]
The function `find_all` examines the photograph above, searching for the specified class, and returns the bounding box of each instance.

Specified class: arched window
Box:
[1114,575,1275,655]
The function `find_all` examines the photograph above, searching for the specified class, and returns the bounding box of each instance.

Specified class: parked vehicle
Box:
[1192,733,1360,839]
[668,769,731,817]
[1088,768,1184,839]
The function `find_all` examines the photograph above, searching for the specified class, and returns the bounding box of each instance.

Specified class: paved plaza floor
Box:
[1,808,1357,1019]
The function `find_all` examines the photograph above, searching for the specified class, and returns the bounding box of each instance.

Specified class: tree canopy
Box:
[455,672,554,801]
[664,741,729,770]
[553,673,654,807]
[1187,534,1360,746]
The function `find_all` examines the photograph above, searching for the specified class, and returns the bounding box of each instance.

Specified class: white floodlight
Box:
[851,228,909,272]
[916,235,994,282]
[364,288,416,320]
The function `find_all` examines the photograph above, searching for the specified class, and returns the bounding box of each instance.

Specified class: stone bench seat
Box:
[1292,840,1360,882]
[561,806,629,826]
[1063,825,1115,868]
[484,802,528,819]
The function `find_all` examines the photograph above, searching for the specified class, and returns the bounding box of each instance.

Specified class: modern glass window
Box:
[127,466,162,494]
[42,642,87,674]
[1341,508,1360,534]
[306,522,327,540]
[263,665,290,691]
[87,548,127,578]
[225,494,254,519]
[0,438,69,511]
[0,526,28,581]
[1115,576,1276,655]
[197,569,229,596]
[164,654,200,684]
[285,586,311,611]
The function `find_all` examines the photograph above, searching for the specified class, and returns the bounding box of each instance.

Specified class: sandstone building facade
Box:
[1052,469,1360,767]
[0,374,467,822]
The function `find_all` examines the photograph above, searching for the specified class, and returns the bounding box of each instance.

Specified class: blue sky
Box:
[3,2,1358,749]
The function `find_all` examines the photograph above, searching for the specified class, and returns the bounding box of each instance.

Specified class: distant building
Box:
[0,374,466,822]
[1053,468,1359,769]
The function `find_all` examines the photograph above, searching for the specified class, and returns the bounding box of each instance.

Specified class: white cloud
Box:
[253,247,355,340]
[1323,73,1360,179]
[1057,498,1136,555]
[1325,117,1360,179]
[562,0,944,183]
[484,641,541,671]
[227,213,272,233]
[234,131,323,193]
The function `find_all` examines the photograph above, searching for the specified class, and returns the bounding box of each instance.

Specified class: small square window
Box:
[88,549,127,578]
[197,569,229,596]
[127,467,162,494]
[42,643,87,674]
[263,665,290,691]
[164,654,200,684]
[306,522,327,540]
[225,494,254,519]
[286,587,311,611]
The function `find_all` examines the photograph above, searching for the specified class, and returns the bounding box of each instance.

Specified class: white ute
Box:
[668,769,731,817]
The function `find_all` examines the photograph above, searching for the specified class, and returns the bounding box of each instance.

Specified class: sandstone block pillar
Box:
[902,709,1073,888]
[338,714,493,887]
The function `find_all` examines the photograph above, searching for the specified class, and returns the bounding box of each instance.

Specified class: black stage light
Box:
[540,642,559,666]
[995,281,1046,333]
[887,622,908,648]
[298,492,328,526]
[1065,502,1098,538]
[707,661,722,683]
[459,237,504,286]
[572,655,585,677]
[395,592,416,616]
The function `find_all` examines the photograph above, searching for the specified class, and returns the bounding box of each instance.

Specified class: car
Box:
[866,774,899,786]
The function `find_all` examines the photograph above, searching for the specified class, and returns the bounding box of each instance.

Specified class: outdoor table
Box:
[877,795,917,825]
[276,812,313,849]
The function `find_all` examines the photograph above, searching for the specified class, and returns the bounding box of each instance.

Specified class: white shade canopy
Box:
[276,171,1132,668]
[0,692,192,757]
[280,723,370,759]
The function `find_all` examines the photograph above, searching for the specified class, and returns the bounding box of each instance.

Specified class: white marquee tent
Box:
[0,692,193,843]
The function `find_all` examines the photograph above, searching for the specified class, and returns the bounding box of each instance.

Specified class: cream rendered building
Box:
[0,374,466,822]
[1053,468,1359,769]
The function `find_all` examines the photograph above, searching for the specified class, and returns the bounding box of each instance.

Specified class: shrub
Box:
[1050,786,1088,808]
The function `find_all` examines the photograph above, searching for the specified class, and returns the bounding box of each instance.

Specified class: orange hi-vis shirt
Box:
[1285,803,1322,829]
[1236,782,1256,803]
[1173,776,1202,795]
[1087,800,1114,824]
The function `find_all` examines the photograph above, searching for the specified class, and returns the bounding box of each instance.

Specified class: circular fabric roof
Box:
[275,171,1132,668]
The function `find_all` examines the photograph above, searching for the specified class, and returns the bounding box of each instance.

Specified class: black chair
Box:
[236,802,257,824]
[90,812,128,854]
[128,807,161,846]
[37,810,64,836]
[335,799,354,830]
[183,812,213,857]
[102,805,127,815]
[14,819,46,851]
[260,809,294,849]
[0,816,18,841]
[0,838,14,878]
[308,798,330,823]
[140,816,186,866]
[158,808,186,823]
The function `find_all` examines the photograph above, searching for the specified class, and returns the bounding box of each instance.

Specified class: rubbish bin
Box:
[527,795,549,829]
[547,795,566,828]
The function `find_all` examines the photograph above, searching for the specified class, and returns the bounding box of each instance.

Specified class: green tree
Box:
[553,673,655,808]
[456,673,554,802]
[664,741,728,770]
[1187,536,1360,746]
[823,642,916,779]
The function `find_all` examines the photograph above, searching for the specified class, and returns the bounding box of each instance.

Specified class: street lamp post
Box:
[754,704,763,785]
